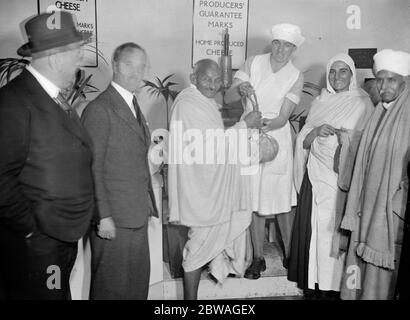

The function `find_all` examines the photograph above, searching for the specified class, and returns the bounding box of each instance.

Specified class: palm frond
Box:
[85,83,99,91]
[161,73,175,83]
[143,80,160,89]
[302,81,321,98]
[146,87,162,97]
[83,43,109,65]
[0,58,29,87]
[71,74,93,104]
[169,90,179,101]
[142,74,181,130]
[289,110,305,121]
[162,91,170,101]
[302,89,314,97]
[303,81,321,91]
[155,77,165,88]
[67,70,101,105]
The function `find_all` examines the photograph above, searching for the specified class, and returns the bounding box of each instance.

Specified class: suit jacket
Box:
[82,85,158,229]
[0,70,94,242]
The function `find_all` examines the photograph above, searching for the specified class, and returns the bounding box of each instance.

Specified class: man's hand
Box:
[238,81,255,98]
[315,124,337,137]
[98,217,116,240]
[261,118,273,133]
[244,111,262,129]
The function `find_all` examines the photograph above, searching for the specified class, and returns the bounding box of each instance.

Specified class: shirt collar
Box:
[26,65,60,99]
[111,81,134,107]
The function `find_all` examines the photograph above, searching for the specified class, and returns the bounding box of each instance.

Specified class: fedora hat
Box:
[17,11,92,57]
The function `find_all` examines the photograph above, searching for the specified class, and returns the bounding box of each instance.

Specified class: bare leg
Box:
[183,268,202,300]
[250,212,266,259]
[275,208,295,258]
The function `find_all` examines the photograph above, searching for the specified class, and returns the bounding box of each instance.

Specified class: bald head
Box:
[192,59,220,77]
[190,59,222,99]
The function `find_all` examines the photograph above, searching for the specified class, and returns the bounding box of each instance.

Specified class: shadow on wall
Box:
[298,63,327,113]
[247,36,272,58]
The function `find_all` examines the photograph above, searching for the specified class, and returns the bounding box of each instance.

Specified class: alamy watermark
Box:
[46,265,61,290]
[150,121,262,176]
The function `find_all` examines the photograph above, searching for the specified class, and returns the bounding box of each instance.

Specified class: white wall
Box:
[1,0,409,129]
[247,0,410,87]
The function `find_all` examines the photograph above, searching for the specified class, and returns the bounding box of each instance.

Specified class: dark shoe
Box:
[319,290,340,300]
[282,257,289,269]
[244,257,266,280]
[303,288,319,300]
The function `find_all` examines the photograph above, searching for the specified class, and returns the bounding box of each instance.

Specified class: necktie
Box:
[132,96,143,126]
[132,96,149,144]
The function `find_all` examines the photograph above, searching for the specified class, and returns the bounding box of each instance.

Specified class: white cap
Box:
[271,23,305,47]
[373,49,410,76]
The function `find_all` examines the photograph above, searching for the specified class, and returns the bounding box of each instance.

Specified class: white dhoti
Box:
[168,85,253,284]
[183,210,251,282]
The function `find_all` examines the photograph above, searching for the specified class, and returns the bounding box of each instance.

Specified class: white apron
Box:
[238,54,299,215]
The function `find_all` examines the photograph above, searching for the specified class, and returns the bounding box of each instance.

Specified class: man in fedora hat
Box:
[0,11,94,299]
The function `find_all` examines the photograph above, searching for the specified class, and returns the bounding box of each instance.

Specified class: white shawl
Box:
[168,86,252,227]
[294,54,374,193]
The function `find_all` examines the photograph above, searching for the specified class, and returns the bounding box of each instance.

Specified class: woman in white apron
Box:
[224,23,305,279]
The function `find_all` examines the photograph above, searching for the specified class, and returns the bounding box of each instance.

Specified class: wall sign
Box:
[37,0,98,67]
[192,0,249,69]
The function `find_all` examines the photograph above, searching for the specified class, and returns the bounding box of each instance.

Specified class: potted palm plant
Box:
[143,74,179,130]
[142,74,180,218]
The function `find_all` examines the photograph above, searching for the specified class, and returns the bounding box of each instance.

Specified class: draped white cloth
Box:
[293,53,374,291]
[168,86,252,281]
[235,53,300,215]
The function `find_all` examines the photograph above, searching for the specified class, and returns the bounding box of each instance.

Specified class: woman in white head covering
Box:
[288,53,374,298]
[225,23,305,279]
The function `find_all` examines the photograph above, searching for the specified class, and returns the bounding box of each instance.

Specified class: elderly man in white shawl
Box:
[168,59,262,300]
[340,49,410,300]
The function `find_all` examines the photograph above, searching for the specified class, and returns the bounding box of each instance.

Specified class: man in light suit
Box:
[0,12,94,299]
[82,42,158,300]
